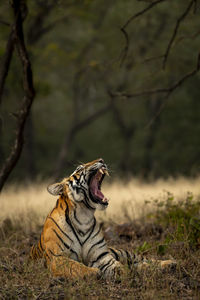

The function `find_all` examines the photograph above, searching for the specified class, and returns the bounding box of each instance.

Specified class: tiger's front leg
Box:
[86,250,124,279]
[109,247,176,270]
[109,247,139,267]
[44,238,100,279]
[49,256,100,279]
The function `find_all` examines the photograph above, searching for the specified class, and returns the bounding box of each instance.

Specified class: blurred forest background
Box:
[0,0,200,188]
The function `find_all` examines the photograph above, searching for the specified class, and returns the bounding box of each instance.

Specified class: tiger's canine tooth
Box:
[99,169,104,174]
[104,169,110,176]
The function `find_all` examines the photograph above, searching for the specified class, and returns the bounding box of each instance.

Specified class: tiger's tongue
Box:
[90,177,104,200]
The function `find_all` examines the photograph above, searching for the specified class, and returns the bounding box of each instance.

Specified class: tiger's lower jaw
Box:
[88,190,109,210]
[87,192,109,210]
[88,194,109,209]
[92,201,108,211]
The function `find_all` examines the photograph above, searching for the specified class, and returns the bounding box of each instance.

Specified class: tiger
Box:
[30,158,175,279]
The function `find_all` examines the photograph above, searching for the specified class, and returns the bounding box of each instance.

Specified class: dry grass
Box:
[0,177,200,299]
[1,177,200,223]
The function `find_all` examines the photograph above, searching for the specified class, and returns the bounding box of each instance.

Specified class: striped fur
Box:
[30,158,175,279]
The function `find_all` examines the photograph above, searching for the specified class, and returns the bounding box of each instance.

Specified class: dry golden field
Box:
[0,177,200,299]
[1,177,200,223]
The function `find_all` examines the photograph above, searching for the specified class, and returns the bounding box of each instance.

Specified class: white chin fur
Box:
[95,202,108,211]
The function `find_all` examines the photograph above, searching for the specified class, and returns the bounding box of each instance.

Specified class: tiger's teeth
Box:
[104,169,110,176]
[102,197,109,203]
[99,168,110,176]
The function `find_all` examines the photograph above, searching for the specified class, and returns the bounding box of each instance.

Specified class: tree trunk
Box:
[0,0,36,192]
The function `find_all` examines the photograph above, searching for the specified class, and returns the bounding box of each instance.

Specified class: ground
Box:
[0,179,200,299]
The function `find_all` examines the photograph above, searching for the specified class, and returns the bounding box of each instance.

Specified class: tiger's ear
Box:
[47,183,64,195]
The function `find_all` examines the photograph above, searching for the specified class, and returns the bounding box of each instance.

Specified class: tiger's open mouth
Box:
[89,167,109,206]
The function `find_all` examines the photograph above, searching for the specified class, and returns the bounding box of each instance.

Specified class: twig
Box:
[111,52,200,101]
[120,0,166,65]
[146,52,200,127]
[193,0,198,14]
[119,27,129,67]
[111,52,200,127]
[109,92,134,137]
[174,29,200,46]
[162,0,195,69]
[54,104,111,178]
[122,0,166,30]
[142,54,164,64]
[72,104,111,133]
[0,20,10,26]
[110,88,170,99]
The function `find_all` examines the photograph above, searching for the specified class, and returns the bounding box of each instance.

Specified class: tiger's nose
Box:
[98,158,104,164]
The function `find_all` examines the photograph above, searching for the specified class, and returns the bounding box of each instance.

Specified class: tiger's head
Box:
[47,158,109,210]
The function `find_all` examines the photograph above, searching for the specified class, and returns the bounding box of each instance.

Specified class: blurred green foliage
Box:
[151,192,200,248]
[0,0,200,181]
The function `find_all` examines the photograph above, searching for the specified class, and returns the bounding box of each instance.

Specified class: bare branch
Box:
[120,0,166,65]
[110,88,169,99]
[108,92,135,171]
[162,0,195,69]
[174,29,200,46]
[30,16,69,42]
[146,52,200,127]
[0,0,36,192]
[137,0,155,2]
[110,51,200,128]
[77,105,111,131]
[0,20,10,26]
[142,54,164,64]
[54,104,111,178]
[122,0,166,30]
[109,93,134,137]
[111,52,200,101]
[27,2,61,45]
[54,2,116,177]
[193,0,198,13]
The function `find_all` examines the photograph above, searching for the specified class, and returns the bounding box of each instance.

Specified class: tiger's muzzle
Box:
[89,166,109,206]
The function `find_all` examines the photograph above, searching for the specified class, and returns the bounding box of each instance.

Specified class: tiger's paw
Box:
[85,267,100,277]
[103,262,126,282]
[136,259,177,272]
[159,259,177,270]
[114,264,126,279]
